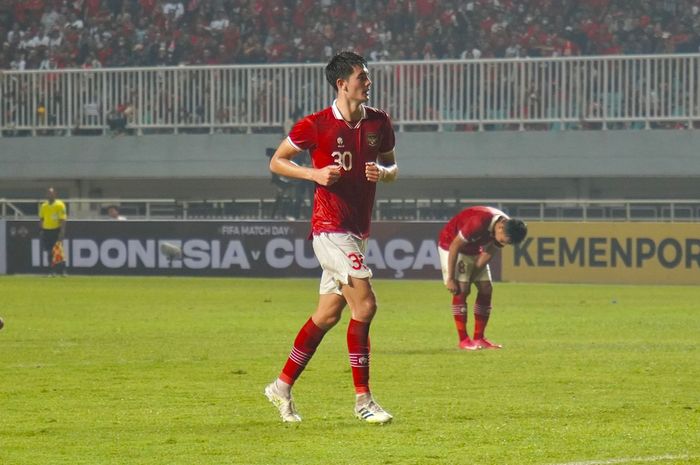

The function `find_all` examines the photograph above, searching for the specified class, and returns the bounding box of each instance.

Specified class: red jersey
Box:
[288,101,395,238]
[438,206,509,255]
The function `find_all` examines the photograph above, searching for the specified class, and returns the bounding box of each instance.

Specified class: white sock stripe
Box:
[289,347,313,366]
[474,303,492,315]
[348,352,370,367]
[451,305,466,315]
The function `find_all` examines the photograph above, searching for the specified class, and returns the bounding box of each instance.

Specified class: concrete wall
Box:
[2,130,699,199]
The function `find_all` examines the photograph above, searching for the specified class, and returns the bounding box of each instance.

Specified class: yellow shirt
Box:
[39,200,67,230]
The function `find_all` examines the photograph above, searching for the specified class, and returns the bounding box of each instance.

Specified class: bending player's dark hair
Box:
[505,219,528,244]
[325,51,368,91]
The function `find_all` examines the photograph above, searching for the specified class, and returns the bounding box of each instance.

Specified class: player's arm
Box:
[57,203,67,241]
[365,149,397,183]
[269,139,341,186]
[445,235,465,295]
[365,149,398,183]
[467,243,497,282]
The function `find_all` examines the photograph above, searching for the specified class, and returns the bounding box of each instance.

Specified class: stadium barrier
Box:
[2,54,699,135]
[501,222,700,285]
[3,198,700,222]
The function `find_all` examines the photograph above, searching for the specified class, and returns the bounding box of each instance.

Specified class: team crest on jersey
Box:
[337,137,344,146]
[366,133,378,147]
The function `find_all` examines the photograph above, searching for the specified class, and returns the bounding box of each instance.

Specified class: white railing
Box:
[2,54,700,135]
[3,198,700,222]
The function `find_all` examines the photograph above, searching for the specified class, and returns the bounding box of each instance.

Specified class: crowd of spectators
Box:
[1,0,700,70]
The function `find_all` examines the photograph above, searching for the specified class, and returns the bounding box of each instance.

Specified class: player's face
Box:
[494,221,512,247]
[341,65,371,103]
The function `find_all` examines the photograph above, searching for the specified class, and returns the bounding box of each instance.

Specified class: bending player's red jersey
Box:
[288,101,395,238]
[438,206,510,255]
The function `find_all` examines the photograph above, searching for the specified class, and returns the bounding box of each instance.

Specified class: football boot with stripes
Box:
[264,382,302,423]
[355,398,393,424]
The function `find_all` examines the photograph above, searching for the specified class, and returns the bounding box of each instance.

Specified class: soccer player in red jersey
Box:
[264,51,398,424]
[438,206,527,350]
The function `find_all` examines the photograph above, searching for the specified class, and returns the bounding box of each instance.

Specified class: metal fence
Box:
[4,198,700,222]
[2,54,700,135]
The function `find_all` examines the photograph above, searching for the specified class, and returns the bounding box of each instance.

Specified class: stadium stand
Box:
[1,0,700,220]
[2,0,699,70]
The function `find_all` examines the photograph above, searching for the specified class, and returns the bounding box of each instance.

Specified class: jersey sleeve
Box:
[57,202,67,220]
[457,216,486,243]
[287,116,317,151]
[378,112,395,153]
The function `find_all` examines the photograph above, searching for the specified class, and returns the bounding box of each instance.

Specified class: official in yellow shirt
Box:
[38,187,67,276]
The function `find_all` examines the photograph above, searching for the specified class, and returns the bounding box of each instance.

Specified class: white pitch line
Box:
[549,454,693,465]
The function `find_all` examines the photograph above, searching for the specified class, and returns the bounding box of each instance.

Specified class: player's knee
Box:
[476,281,493,295]
[318,313,342,328]
[313,303,345,329]
[354,298,377,321]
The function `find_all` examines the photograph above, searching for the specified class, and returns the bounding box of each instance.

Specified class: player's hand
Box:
[446,278,459,295]
[365,162,384,183]
[314,165,342,186]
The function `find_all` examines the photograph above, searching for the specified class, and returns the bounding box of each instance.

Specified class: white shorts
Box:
[312,232,373,295]
[439,247,492,284]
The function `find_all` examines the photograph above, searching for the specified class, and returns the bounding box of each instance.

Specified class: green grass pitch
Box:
[0,276,698,465]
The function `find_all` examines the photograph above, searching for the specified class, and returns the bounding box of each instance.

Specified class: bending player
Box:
[438,206,527,350]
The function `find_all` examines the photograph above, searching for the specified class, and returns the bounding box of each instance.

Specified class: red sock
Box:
[347,319,371,394]
[473,292,492,340]
[451,294,468,341]
[279,317,326,385]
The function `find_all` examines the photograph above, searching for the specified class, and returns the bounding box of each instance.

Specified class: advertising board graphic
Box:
[501,222,700,285]
[5,220,469,280]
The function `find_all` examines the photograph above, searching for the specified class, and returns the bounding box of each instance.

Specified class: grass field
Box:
[0,276,698,465]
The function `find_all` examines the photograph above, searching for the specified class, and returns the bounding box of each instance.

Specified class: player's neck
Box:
[335,97,364,124]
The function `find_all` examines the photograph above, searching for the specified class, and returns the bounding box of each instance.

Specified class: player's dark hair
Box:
[505,219,528,244]
[325,51,368,91]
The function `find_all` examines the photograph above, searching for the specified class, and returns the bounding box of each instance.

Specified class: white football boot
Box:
[354,397,393,424]
[264,382,302,423]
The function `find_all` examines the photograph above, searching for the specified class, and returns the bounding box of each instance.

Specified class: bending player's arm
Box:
[365,149,398,183]
[269,139,341,186]
[468,243,497,283]
[445,235,464,295]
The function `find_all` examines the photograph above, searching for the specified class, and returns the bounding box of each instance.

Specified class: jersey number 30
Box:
[332,151,353,171]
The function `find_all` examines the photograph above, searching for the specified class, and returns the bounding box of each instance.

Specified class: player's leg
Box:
[312,232,392,423]
[265,289,345,422]
[264,234,351,422]
[279,291,345,387]
[439,248,473,347]
[341,275,376,396]
[472,274,502,349]
[341,276,392,424]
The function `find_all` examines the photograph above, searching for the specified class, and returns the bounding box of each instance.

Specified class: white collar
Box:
[331,99,366,128]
